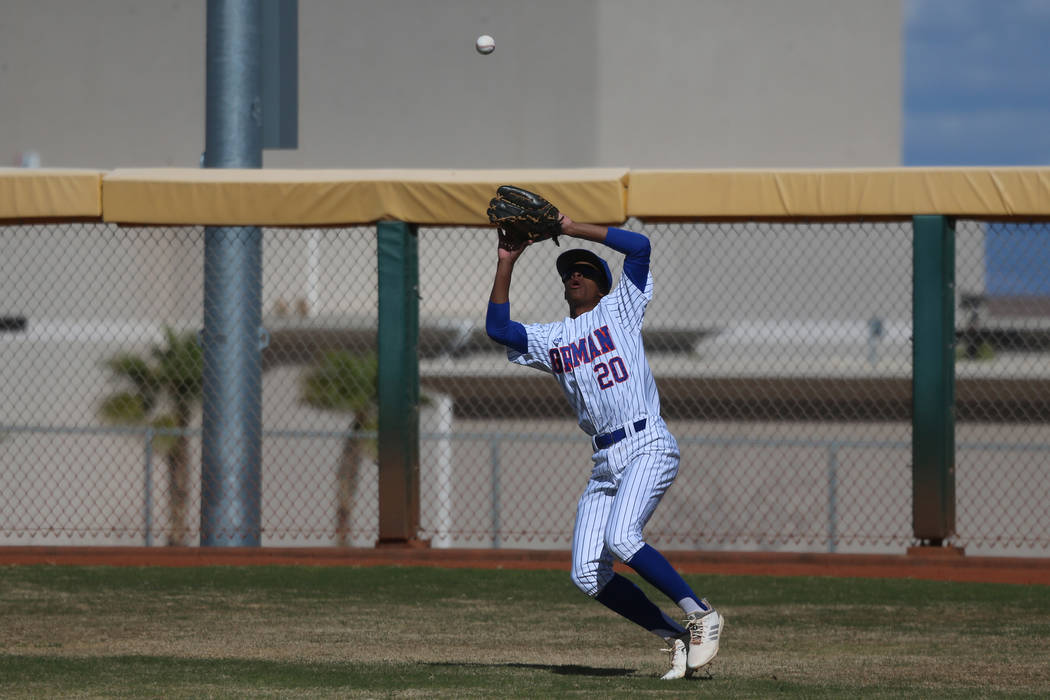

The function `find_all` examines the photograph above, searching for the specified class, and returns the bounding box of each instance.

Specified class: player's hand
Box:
[497,239,530,263]
[559,213,576,235]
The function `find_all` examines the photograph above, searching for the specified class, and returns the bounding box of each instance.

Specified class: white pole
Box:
[306,230,320,316]
[430,393,454,548]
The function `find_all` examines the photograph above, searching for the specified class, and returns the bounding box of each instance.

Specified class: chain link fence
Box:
[1,219,1047,554]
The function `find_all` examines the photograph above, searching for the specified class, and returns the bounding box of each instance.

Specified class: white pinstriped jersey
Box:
[508,269,660,437]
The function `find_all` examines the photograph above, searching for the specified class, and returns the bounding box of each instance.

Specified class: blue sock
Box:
[594,573,685,639]
[625,544,709,612]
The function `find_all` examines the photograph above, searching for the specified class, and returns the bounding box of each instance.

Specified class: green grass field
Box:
[2,564,1049,698]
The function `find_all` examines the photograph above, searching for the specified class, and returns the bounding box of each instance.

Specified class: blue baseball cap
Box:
[556,249,612,294]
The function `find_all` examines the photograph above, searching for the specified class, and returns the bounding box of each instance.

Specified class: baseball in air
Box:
[475,34,495,55]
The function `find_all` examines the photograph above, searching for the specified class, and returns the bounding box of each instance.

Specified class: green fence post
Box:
[911,215,957,546]
[376,221,422,546]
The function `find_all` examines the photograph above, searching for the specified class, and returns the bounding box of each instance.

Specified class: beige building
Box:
[2,0,900,169]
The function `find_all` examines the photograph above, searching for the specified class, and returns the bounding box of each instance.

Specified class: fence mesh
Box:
[1,219,1047,554]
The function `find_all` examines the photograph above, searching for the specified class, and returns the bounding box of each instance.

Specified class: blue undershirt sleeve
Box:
[603,227,651,292]
[485,301,527,355]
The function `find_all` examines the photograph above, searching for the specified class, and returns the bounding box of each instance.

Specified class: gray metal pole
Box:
[201,0,263,546]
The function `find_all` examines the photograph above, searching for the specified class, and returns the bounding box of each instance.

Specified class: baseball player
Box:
[484,197,724,679]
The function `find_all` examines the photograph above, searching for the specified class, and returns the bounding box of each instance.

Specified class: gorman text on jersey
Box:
[549,325,616,373]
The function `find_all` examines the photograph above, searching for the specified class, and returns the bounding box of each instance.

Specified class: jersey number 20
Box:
[594,356,629,389]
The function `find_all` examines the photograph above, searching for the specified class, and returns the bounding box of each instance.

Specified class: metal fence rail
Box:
[3,422,1047,555]
[2,219,1049,554]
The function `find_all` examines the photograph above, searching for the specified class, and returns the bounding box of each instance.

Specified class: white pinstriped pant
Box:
[570,416,681,597]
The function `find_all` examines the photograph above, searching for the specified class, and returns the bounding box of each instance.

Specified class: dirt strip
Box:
[1,546,1049,585]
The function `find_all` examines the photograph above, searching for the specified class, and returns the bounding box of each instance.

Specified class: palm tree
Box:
[300,350,378,547]
[99,327,202,546]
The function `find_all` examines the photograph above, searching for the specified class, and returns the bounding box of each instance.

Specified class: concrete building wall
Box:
[592,0,901,167]
[1,0,900,169]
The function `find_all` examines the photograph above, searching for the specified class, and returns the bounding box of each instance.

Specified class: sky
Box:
[904,0,1050,165]
[904,0,1050,295]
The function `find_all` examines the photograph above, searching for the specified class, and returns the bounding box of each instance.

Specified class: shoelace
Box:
[687,613,720,643]
[661,639,684,658]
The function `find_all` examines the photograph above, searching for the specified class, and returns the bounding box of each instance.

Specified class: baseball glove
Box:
[487,185,563,250]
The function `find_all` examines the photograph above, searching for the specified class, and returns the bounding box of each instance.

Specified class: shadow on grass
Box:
[508,662,635,677]
[423,661,634,677]
[499,662,714,681]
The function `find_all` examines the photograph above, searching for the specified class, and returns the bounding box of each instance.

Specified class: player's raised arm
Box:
[488,243,524,304]
[485,243,528,353]
[558,215,608,244]
[561,215,651,292]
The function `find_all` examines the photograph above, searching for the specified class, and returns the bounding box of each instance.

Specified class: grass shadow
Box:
[506,662,635,677]
[422,661,635,677]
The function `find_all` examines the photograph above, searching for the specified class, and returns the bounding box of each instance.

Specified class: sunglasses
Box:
[560,262,603,284]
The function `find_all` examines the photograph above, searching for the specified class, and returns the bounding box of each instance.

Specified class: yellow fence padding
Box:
[0,168,103,219]
[9,167,1050,224]
[628,167,1050,219]
[102,168,630,226]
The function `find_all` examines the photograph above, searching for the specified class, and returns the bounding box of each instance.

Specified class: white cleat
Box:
[660,637,688,680]
[685,603,724,670]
